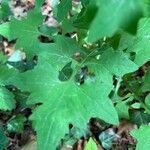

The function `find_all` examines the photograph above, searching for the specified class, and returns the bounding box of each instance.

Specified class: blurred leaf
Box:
[7,114,26,133]
[0,127,8,150]
[129,18,150,66]
[143,68,150,91]
[57,0,72,22]
[131,125,150,150]
[145,94,150,110]
[118,32,135,51]
[0,0,11,20]
[116,101,129,119]
[131,103,141,109]
[87,0,143,42]
[99,128,118,149]
[0,52,7,64]
[0,66,16,111]
[84,138,97,150]
[0,87,15,111]
[130,111,150,126]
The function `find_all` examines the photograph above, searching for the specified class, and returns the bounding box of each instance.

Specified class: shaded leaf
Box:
[129,18,150,66]
[143,67,150,91]
[88,0,143,42]
[130,111,150,126]
[0,127,8,150]
[115,101,129,119]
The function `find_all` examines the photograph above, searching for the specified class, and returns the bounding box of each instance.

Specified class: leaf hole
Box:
[38,35,54,43]
[69,123,73,129]
[75,66,95,85]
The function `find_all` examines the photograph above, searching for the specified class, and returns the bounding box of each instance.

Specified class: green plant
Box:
[0,0,150,150]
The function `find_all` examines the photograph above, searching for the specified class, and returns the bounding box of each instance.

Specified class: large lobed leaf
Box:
[9,35,138,150]
[0,8,44,55]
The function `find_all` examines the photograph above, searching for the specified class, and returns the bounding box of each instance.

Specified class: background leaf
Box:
[0,9,44,55]
[87,0,143,42]
[131,125,150,150]
[129,18,150,66]
[84,138,97,150]
[0,127,8,150]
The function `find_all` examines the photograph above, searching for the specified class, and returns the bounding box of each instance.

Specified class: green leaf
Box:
[99,49,138,76]
[73,3,97,29]
[7,114,26,133]
[118,32,135,51]
[131,125,150,150]
[143,68,150,91]
[0,9,44,55]
[131,103,141,109]
[129,18,150,66]
[0,0,10,20]
[145,94,150,110]
[81,0,90,7]
[0,66,16,86]
[115,101,129,119]
[140,0,150,17]
[0,66,15,111]
[0,52,7,64]
[9,36,138,149]
[11,47,118,149]
[0,127,8,150]
[84,138,97,150]
[61,18,75,34]
[0,87,15,111]
[64,126,89,146]
[130,111,150,126]
[35,0,45,8]
[57,0,72,22]
[87,0,143,42]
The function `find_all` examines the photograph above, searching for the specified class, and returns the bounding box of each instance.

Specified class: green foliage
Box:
[7,114,26,133]
[87,0,143,42]
[115,101,129,119]
[129,18,150,66]
[0,66,15,111]
[57,0,72,21]
[131,125,150,150]
[0,0,150,150]
[130,111,150,126]
[0,0,10,20]
[0,127,8,150]
[0,87,15,110]
[145,94,150,110]
[143,68,150,91]
[0,9,44,55]
[10,42,124,149]
[84,138,97,150]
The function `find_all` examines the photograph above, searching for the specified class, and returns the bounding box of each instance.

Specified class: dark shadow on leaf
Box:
[58,62,73,82]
